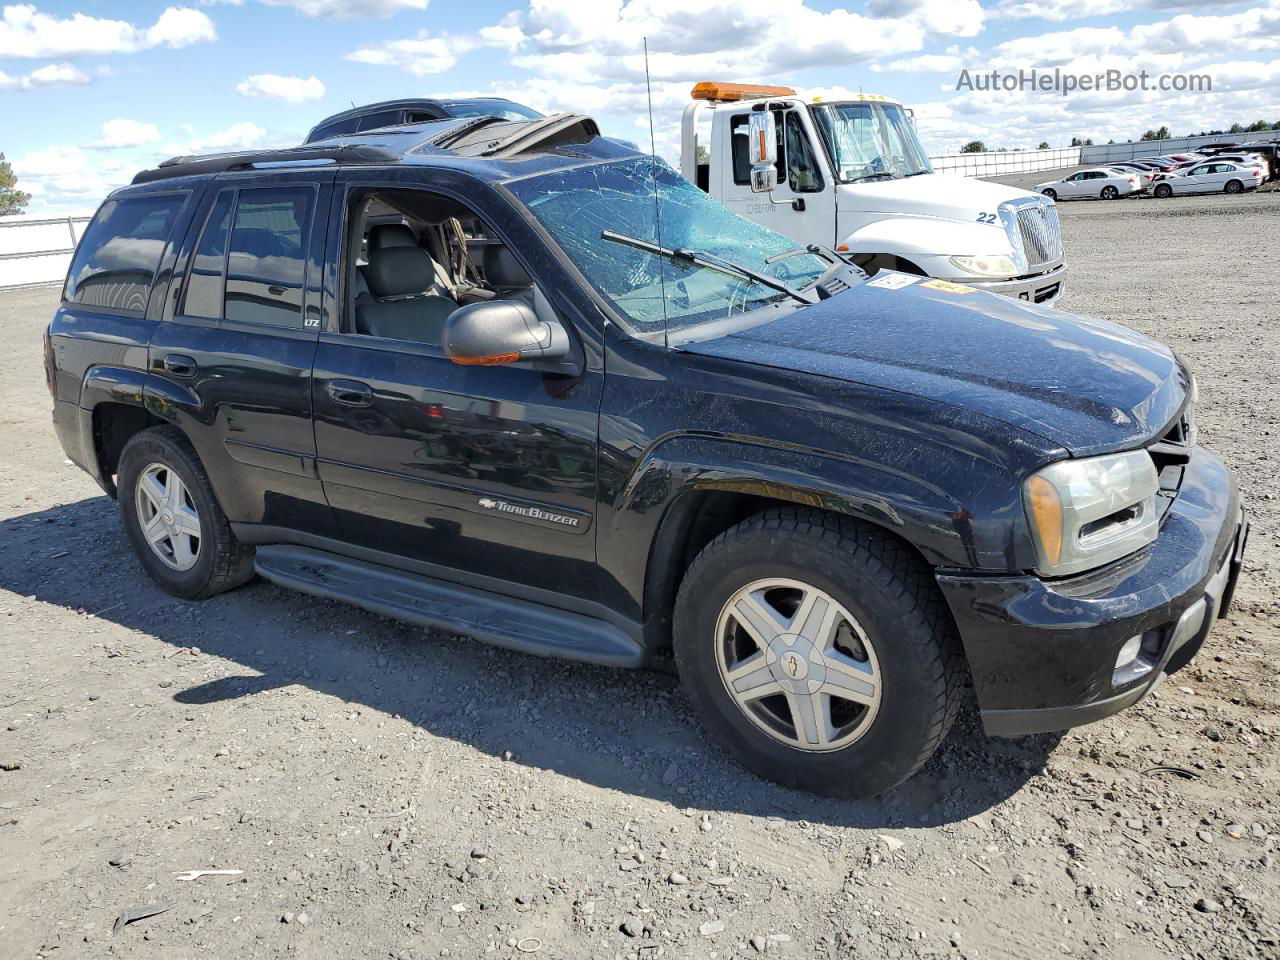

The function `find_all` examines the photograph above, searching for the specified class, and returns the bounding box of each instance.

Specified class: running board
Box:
[253,545,644,668]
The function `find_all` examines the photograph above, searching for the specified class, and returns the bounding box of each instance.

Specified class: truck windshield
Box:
[811,102,933,182]
[507,157,827,340]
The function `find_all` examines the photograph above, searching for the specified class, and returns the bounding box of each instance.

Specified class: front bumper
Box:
[937,446,1245,737]
[959,261,1067,306]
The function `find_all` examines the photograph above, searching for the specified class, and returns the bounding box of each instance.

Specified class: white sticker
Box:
[866,271,920,290]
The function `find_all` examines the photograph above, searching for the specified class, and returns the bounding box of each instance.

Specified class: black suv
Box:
[46,113,1247,797]
[304,98,542,143]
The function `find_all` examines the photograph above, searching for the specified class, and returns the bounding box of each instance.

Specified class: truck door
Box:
[719,107,835,246]
[147,170,337,537]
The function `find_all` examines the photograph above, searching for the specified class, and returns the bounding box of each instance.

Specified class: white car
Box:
[1036,167,1143,201]
[1108,165,1156,189]
[1152,160,1263,198]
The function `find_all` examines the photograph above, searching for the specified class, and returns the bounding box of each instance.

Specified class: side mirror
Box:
[748,110,777,194]
[444,300,573,369]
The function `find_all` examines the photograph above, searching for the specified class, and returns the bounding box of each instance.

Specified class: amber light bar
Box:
[691,81,797,103]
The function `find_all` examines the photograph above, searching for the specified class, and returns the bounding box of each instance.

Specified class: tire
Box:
[117,425,254,599]
[1101,185,1119,200]
[1041,188,1056,200]
[1154,183,1173,199]
[1225,179,1243,194]
[672,508,964,798]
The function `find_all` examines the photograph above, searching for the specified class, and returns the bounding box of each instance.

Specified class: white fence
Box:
[1081,131,1273,165]
[930,147,1081,177]
[0,215,90,290]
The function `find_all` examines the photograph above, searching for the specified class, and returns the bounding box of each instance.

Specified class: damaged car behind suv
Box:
[46,113,1247,797]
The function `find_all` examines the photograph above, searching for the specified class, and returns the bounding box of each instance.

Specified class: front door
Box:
[309,172,603,602]
[148,171,337,536]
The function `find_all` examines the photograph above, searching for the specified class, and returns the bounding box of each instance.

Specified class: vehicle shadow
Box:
[1,496,1062,829]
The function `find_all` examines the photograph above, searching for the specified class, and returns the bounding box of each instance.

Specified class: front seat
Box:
[356,245,457,343]
[484,245,535,305]
[369,223,454,297]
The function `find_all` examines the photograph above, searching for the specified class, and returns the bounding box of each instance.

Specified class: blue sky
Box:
[2,0,1278,214]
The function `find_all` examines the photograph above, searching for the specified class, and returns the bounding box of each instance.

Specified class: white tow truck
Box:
[680,82,1068,305]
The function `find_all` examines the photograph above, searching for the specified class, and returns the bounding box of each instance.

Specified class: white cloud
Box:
[995,0,1246,22]
[165,121,289,155]
[206,0,427,18]
[346,31,473,75]
[0,4,216,58]
[0,61,89,90]
[88,119,164,149]
[872,47,978,73]
[236,73,325,102]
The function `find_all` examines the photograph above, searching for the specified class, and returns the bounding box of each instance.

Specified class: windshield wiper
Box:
[765,243,839,265]
[600,230,812,304]
[847,172,895,183]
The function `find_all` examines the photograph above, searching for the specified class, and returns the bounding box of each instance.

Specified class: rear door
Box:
[147,170,337,536]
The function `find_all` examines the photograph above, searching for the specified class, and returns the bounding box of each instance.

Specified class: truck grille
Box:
[1015,202,1062,269]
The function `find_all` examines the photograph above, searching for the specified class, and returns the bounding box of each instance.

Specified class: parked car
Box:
[1207,153,1269,180]
[304,97,542,143]
[46,115,1247,798]
[1107,164,1156,189]
[1035,167,1142,200]
[1152,160,1263,197]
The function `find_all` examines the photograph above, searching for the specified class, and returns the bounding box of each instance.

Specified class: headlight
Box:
[1023,450,1160,576]
[949,254,1017,278]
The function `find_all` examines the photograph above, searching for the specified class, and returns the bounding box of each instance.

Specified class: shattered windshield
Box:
[506,157,827,339]
[811,102,932,181]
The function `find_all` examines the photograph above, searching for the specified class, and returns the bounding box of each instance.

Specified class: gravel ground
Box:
[1,189,1278,960]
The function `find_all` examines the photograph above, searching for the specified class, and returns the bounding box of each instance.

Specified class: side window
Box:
[183,190,234,319]
[224,186,315,329]
[784,112,823,193]
[64,193,186,313]
[356,110,403,132]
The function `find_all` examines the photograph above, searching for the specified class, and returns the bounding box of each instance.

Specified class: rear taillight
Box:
[1128,177,1136,185]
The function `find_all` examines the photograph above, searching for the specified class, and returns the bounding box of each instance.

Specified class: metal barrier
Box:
[0,215,90,289]
[930,147,1082,178]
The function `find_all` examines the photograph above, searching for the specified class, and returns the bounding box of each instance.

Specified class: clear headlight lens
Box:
[949,254,1017,278]
[1023,450,1160,576]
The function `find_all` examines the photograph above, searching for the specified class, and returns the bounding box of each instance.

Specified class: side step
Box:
[253,545,644,668]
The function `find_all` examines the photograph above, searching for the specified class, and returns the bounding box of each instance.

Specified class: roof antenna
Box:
[643,37,670,348]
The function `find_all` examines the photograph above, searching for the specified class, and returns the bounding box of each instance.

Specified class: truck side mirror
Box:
[748,110,777,194]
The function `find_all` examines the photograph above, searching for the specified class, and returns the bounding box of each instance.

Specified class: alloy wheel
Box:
[714,578,881,752]
[134,462,202,571]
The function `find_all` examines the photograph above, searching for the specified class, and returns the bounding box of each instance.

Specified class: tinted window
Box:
[224,187,314,328]
[784,112,823,193]
[64,193,186,312]
[356,110,403,132]
[183,190,234,319]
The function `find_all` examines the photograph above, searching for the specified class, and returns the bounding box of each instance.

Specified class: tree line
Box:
[959,119,1280,153]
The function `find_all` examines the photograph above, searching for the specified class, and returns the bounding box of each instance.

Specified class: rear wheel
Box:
[1154,183,1173,199]
[1225,179,1243,194]
[673,508,964,798]
[118,426,254,599]
[1101,185,1119,199]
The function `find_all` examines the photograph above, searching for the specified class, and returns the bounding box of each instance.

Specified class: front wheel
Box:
[672,508,964,798]
[1154,183,1173,198]
[1224,179,1243,194]
[118,426,254,599]
[1101,185,1119,199]
[1041,188,1057,200]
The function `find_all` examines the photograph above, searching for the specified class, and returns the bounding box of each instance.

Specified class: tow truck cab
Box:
[679,82,1068,305]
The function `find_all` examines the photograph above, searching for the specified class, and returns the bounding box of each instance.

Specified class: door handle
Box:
[162,354,197,378]
[327,379,374,406]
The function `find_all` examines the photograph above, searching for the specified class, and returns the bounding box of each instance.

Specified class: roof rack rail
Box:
[131,143,399,184]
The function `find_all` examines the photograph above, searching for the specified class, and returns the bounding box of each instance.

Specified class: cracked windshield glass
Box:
[812,102,933,181]
[507,157,827,340]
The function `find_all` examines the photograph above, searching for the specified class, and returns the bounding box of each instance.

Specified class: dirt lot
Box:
[1,189,1278,960]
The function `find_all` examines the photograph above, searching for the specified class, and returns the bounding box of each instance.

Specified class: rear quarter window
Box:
[64,193,187,313]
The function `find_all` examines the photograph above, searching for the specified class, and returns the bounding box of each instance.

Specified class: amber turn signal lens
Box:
[1026,475,1064,568]
[450,353,520,366]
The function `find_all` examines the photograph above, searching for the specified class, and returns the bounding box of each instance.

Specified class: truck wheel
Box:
[1101,185,1119,199]
[117,426,254,600]
[1154,183,1173,198]
[672,508,963,798]
[1224,179,1243,194]
[1041,188,1057,200]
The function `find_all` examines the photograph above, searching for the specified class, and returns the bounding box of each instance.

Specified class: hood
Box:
[837,174,1034,220]
[682,276,1188,457]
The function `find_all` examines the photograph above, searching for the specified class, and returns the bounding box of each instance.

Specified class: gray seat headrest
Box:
[369,223,418,250]
[485,245,532,289]
[366,246,436,299]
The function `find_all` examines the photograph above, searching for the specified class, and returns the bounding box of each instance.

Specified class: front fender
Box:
[840,214,1013,262]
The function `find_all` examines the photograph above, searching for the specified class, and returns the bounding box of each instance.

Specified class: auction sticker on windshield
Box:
[866,272,920,290]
